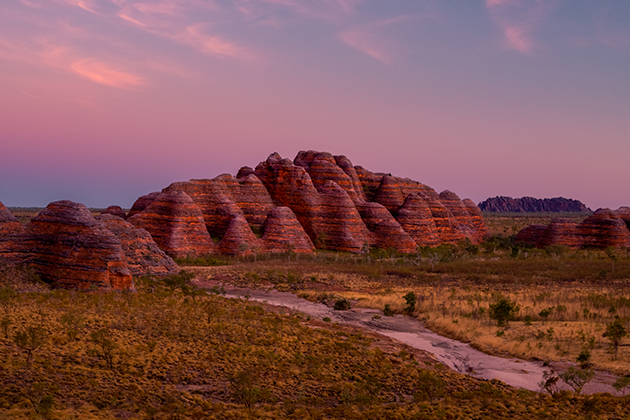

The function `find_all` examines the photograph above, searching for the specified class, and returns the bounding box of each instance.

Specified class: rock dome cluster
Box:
[1,150,488,290]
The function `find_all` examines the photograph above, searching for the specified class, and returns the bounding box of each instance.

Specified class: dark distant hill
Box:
[478,196,591,213]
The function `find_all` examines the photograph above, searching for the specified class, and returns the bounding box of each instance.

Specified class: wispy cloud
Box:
[115,0,252,59]
[177,24,250,58]
[71,58,145,88]
[485,0,555,54]
[339,15,423,64]
[340,29,391,64]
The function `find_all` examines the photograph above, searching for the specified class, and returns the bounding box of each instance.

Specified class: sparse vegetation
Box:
[1,212,630,418]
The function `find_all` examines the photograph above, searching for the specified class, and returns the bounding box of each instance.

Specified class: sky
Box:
[1,0,629,210]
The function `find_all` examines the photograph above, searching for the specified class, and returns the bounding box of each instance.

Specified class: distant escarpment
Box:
[515,208,630,249]
[479,196,590,213]
[128,150,487,257]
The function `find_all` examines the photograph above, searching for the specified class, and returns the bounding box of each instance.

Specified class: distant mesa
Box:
[516,208,630,249]
[478,196,590,213]
[1,150,490,290]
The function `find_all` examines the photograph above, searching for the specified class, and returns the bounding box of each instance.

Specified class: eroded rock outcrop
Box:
[358,202,416,252]
[123,151,486,254]
[579,209,630,249]
[101,205,127,219]
[163,174,274,237]
[128,192,160,218]
[395,194,440,246]
[261,207,315,253]
[0,202,25,263]
[96,214,178,276]
[129,191,214,258]
[217,214,260,256]
[516,208,630,249]
[20,201,134,290]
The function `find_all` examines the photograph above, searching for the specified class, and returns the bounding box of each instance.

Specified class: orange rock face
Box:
[395,194,440,246]
[217,214,261,256]
[128,191,214,258]
[96,214,178,276]
[579,209,630,249]
[358,202,416,252]
[261,207,315,253]
[163,174,274,237]
[295,151,365,204]
[20,201,134,291]
[317,181,370,252]
[0,202,26,264]
[123,151,487,255]
[128,192,160,218]
[354,166,386,201]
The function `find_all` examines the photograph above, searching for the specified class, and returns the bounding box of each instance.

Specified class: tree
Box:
[559,367,594,395]
[539,370,559,396]
[403,292,417,315]
[230,369,261,410]
[91,328,117,369]
[489,297,517,327]
[604,316,626,360]
[14,326,47,367]
[613,376,630,395]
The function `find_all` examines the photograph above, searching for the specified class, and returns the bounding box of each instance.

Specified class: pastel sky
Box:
[1,0,629,210]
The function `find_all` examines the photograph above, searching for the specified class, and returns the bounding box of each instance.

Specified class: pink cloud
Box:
[71,58,145,88]
[485,0,555,54]
[178,24,249,58]
[340,30,391,64]
[64,0,99,14]
[503,25,532,53]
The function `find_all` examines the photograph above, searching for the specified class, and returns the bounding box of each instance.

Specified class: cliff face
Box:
[479,196,590,213]
[515,208,630,249]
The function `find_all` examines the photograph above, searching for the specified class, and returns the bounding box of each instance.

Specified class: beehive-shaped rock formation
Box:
[128,191,214,258]
[516,208,630,249]
[358,202,417,252]
[161,174,274,238]
[101,205,127,219]
[124,151,487,255]
[21,201,134,290]
[261,207,315,253]
[217,214,261,255]
[127,192,160,218]
[0,202,26,264]
[395,194,440,246]
[96,214,178,276]
[579,209,630,249]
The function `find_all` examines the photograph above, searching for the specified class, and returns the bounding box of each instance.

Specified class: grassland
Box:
[2,212,630,418]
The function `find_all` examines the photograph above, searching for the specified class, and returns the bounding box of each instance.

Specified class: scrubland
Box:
[2,213,630,418]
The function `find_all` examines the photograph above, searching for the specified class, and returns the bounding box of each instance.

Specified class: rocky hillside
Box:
[0,150,488,289]
[479,196,590,212]
[126,151,488,258]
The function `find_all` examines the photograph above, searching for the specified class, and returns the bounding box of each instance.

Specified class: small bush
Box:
[334,299,351,311]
